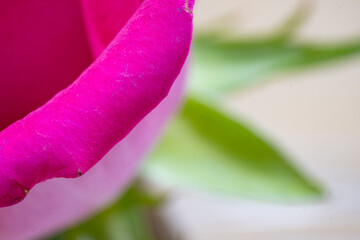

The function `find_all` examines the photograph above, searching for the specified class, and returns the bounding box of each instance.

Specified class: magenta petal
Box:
[0,0,194,207]
[0,70,186,240]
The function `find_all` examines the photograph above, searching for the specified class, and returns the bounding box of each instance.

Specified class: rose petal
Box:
[0,0,194,207]
[0,69,186,240]
[80,0,142,57]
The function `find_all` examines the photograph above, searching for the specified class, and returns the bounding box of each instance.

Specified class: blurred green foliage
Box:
[191,33,360,94]
[144,97,321,202]
[190,4,360,94]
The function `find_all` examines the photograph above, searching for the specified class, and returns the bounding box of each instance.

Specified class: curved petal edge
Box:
[0,0,194,207]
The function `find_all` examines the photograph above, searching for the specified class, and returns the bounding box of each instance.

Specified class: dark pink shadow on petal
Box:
[0,0,92,131]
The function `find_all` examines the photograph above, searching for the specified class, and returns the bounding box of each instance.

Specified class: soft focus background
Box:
[49,0,360,239]
[162,0,360,239]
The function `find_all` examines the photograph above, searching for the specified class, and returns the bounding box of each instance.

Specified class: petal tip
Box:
[184,0,194,15]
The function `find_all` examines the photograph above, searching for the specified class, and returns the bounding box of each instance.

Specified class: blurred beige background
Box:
[161,0,360,239]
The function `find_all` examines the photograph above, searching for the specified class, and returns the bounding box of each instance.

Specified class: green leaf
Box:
[144,98,322,202]
[190,35,360,94]
[45,181,161,240]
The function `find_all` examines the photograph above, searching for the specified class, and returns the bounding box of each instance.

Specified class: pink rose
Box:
[0,0,194,239]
